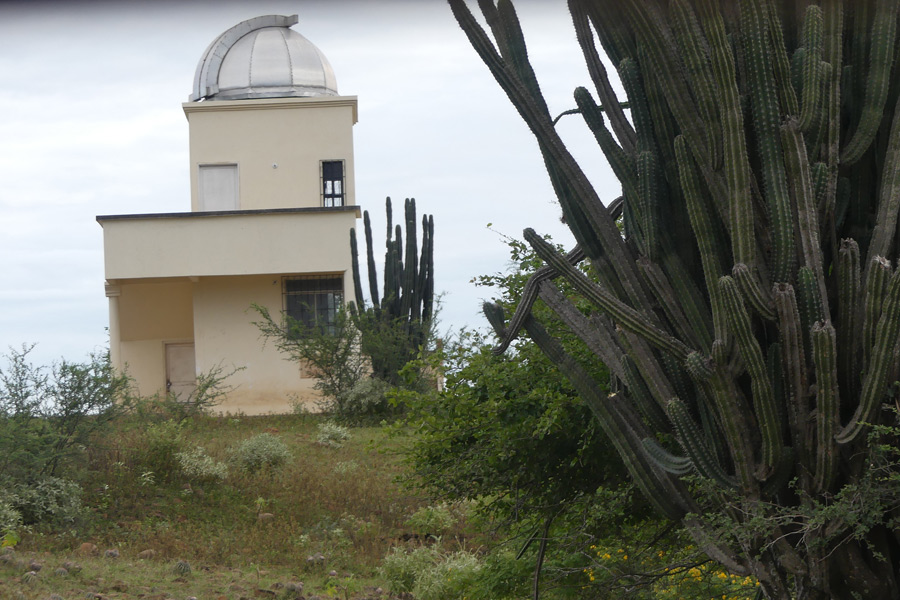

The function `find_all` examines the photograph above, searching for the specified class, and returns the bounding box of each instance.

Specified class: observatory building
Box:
[97,15,360,413]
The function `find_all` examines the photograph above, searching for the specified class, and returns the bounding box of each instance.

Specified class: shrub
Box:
[406,502,456,536]
[229,433,290,474]
[0,500,22,538]
[316,421,351,449]
[0,476,82,526]
[380,545,441,594]
[131,420,184,481]
[413,550,481,600]
[0,346,130,481]
[176,446,228,483]
[380,546,482,600]
[336,377,392,421]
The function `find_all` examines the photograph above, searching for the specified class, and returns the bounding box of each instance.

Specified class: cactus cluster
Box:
[451,0,900,598]
[349,197,434,386]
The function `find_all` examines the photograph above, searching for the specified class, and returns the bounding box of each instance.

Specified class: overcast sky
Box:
[0,0,619,367]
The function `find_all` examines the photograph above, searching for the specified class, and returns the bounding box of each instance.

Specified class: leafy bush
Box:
[0,476,82,526]
[0,346,130,480]
[336,377,392,421]
[0,500,22,538]
[316,421,351,449]
[380,546,482,600]
[228,433,290,474]
[406,502,456,536]
[253,306,366,416]
[131,420,185,481]
[380,545,441,594]
[176,446,228,483]
[413,550,481,600]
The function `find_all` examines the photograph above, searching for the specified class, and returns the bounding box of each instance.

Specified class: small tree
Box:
[253,305,366,415]
[0,346,130,480]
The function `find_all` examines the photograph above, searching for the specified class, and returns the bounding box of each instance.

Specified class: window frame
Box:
[282,274,344,336]
[321,160,345,208]
[198,163,239,211]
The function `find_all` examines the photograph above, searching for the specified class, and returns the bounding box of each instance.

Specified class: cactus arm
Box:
[660,249,716,351]
[840,0,899,165]
[575,87,638,198]
[667,398,738,488]
[619,0,715,186]
[419,214,435,323]
[363,211,380,310]
[492,244,587,354]
[733,263,775,321]
[811,320,839,492]
[861,256,891,370]
[837,268,900,444]
[670,0,722,169]
[773,282,811,473]
[720,275,783,476]
[782,118,829,318]
[637,150,660,260]
[484,302,693,520]
[695,0,756,269]
[637,257,698,349]
[536,279,626,380]
[642,437,694,476]
[696,364,758,493]
[763,0,799,118]
[618,328,679,413]
[400,199,418,322]
[741,0,795,283]
[349,227,366,310]
[568,0,636,155]
[837,239,861,400]
[820,0,843,222]
[866,95,900,265]
[450,0,655,310]
[798,5,824,132]
[676,134,730,344]
[524,228,693,362]
[622,355,672,434]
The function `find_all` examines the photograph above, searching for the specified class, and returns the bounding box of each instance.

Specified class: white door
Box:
[165,343,196,401]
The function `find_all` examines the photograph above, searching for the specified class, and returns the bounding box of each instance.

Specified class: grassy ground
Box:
[1,412,472,600]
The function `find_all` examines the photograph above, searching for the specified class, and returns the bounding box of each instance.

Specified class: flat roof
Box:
[97,205,360,223]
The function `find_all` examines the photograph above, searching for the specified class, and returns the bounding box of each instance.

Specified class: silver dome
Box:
[190,14,339,102]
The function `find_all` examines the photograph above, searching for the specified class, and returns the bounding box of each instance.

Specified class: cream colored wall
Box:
[183,97,357,212]
[191,272,354,415]
[100,209,359,280]
[113,280,194,398]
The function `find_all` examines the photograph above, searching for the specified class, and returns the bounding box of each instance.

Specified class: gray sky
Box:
[0,0,619,367]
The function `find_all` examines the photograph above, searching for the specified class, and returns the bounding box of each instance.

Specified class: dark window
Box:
[284,275,343,335]
[322,160,344,207]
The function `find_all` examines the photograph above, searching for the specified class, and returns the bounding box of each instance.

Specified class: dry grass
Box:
[4,412,471,599]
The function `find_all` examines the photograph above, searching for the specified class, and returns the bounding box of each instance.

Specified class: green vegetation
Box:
[450,0,900,597]
[253,306,368,417]
[349,197,436,389]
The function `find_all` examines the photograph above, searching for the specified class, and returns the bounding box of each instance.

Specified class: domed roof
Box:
[190,15,338,102]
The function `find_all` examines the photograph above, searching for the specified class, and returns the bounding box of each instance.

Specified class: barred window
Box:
[322,160,344,207]
[283,275,343,335]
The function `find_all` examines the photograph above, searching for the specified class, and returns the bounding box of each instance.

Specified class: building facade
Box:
[97,15,360,414]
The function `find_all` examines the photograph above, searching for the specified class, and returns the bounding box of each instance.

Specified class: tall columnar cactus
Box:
[450,0,900,597]
[349,197,434,386]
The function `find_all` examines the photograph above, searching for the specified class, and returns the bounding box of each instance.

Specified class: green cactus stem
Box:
[720,275,782,476]
[840,0,899,165]
[811,320,839,492]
